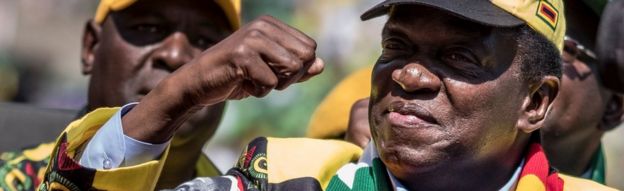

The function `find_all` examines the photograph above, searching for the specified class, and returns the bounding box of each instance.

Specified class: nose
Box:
[391,63,441,93]
[151,32,197,72]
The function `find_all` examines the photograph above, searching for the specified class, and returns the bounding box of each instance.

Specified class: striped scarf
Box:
[326,141,564,191]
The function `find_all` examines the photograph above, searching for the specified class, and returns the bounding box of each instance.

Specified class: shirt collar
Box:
[361,142,524,191]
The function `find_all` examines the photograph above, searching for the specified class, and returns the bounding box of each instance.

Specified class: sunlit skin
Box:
[368,6,558,190]
[81,0,231,188]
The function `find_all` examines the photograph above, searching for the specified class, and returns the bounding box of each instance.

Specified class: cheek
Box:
[443,79,521,155]
[547,71,607,134]
[94,38,154,98]
[371,63,396,101]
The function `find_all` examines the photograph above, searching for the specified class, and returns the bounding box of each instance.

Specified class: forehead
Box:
[111,0,230,28]
[384,5,492,41]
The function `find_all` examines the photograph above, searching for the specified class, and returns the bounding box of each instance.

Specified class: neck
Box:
[543,130,603,176]
[399,135,528,191]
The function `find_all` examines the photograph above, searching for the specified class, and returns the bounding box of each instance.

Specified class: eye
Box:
[441,48,478,64]
[379,38,410,63]
[133,24,165,34]
[196,37,208,47]
[443,52,470,63]
[194,36,217,49]
[440,47,482,78]
[382,39,407,50]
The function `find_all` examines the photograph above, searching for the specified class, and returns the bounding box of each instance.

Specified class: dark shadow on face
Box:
[561,55,594,81]
[83,0,233,138]
[112,0,232,48]
[368,5,526,184]
[377,7,517,85]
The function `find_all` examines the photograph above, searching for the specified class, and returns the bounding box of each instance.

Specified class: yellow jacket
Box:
[36,108,615,191]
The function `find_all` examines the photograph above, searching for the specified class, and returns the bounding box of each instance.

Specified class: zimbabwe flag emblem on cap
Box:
[536,0,559,30]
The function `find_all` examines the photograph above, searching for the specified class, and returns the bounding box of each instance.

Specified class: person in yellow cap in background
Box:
[35,0,615,190]
[32,0,324,188]
[540,0,624,185]
[0,0,242,190]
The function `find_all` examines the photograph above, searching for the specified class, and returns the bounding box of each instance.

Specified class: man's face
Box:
[369,6,527,178]
[83,0,232,135]
[542,41,610,142]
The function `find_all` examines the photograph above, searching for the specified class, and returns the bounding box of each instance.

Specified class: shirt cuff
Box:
[79,103,170,169]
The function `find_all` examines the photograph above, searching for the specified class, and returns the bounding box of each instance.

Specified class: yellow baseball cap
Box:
[94,0,241,29]
[361,0,566,51]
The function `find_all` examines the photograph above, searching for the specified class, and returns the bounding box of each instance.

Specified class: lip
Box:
[385,101,438,128]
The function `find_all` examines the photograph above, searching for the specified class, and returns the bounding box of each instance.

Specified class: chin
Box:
[376,141,448,177]
[176,121,197,135]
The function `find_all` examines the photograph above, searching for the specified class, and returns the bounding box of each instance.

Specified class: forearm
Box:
[122,76,203,144]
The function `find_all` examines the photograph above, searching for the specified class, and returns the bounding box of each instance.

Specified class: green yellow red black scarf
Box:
[326,141,564,191]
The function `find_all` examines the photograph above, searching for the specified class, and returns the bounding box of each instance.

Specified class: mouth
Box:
[385,101,438,128]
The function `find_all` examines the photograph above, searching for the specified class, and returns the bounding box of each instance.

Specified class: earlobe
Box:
[81,20,101,75]
[599,94,624,131]
[517,76,560,133]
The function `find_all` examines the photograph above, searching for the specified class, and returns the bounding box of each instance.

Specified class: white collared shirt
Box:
[360,142,524,191]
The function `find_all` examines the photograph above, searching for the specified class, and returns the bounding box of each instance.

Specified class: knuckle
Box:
[308,39,318,50]
[232,45,251,58]
[294,58,305,68]
[246,29,264,39]
[300,48,315,60]
[259,15,276,22]
[250,20,270,30]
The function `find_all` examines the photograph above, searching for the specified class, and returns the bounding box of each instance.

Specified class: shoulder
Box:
[237,137,363,188]
[0,143,54,190]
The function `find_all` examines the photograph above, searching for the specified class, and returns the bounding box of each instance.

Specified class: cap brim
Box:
[361,0,524,27]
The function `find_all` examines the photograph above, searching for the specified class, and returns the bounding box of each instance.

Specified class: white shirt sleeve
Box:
[78,103,170,169]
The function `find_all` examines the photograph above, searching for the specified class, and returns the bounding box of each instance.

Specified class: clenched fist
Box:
[123,16,324,143]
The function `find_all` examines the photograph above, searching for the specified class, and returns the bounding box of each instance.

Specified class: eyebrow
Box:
[112,10,167,24]
[382,22,486,46]
[383,19,495,66]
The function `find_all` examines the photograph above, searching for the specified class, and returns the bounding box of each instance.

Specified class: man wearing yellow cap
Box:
[311,0,624,186]
[29,0,324,188]
[167,0,614,189]
[0,0,249,190]
[17,0,616,190]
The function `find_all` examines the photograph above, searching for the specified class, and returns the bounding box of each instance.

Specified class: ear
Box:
[599,94,624,131]
[81,20,101,75]
[517,76,560,133]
